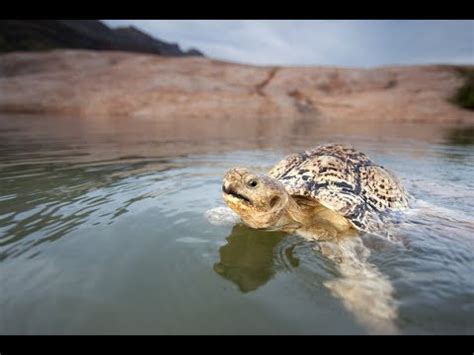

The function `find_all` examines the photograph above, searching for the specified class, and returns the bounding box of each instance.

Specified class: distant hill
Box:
[0,49,472,123]
[0,20,204,57]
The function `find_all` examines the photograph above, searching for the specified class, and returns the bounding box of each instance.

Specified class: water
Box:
[0,114,473,335]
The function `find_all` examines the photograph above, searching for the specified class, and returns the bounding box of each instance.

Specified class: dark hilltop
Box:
[0,20,204,57]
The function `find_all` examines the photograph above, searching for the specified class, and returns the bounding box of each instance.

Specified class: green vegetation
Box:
[451,67,474,110]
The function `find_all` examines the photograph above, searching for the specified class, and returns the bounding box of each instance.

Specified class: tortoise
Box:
[222,143,409,235]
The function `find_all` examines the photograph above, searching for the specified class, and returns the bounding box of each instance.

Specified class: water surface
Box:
[0,114,473,334]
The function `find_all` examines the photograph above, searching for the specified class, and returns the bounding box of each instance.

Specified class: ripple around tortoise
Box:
[2,113,473,334]
[207,212,402,334]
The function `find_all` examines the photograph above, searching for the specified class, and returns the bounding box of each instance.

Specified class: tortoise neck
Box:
[272,195,304,231]
[284,195,353,233]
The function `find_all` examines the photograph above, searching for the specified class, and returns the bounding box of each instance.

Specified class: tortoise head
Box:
[222,167,290,229]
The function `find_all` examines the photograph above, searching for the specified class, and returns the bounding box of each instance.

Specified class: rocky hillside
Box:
[0,49,472,123]
[0,20,204,57]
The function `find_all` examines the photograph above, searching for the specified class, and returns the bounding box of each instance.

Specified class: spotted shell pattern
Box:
[268,143,409,233]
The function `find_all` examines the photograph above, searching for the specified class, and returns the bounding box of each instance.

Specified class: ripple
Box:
[1,114,473,334]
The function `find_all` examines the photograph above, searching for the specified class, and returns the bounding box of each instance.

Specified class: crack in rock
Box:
[255,67,279,96]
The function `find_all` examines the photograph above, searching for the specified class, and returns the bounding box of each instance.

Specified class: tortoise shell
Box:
[268,143,409,233]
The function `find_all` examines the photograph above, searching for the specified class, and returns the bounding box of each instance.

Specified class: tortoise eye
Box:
[247,179,258,188]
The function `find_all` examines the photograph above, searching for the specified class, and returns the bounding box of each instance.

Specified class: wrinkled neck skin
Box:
[239,191,354,239]
[235,190,299,231]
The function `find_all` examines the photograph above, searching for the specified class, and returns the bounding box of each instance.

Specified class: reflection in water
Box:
[1,113,470,164]
[444,126,474,146]
[214,223,400,334]
[213,224,297,293]
[1,113,473,334]
[318,237,399,334]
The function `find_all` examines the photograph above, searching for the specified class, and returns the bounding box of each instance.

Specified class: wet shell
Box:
[268,143,409,233]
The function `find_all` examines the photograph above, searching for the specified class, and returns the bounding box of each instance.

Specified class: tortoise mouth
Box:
[222,185,252,204]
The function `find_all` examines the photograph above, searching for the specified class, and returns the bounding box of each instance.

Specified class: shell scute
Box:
[268,143,408,233]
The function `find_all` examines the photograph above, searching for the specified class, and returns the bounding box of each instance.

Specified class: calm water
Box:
[0,114,473,335]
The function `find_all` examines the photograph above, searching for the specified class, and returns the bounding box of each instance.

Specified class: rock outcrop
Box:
[0,49,472,123]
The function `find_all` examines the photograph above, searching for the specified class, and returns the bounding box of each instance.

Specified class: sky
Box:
[103,20,474,67]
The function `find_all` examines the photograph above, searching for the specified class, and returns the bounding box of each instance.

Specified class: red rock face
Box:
[0,49,472,123]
